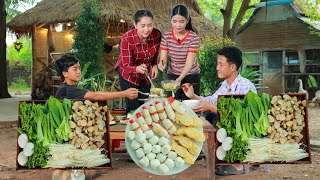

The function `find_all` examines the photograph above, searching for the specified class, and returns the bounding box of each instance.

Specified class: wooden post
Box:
[31,25,37,99]
[47,24,55,65]
[298,49,306,74]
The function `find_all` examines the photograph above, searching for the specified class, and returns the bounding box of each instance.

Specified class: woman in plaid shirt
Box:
[114,10,161,112]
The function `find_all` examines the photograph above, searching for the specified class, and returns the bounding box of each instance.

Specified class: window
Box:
[243,52,260,65]
[265,51,282,69]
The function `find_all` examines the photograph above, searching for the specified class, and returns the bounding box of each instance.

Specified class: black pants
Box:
[118,73,151,112]
[205,112,217,127]
[167,73,200,101]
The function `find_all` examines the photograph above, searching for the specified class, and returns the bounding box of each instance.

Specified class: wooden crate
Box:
[16,99,113,170]
[215,93,311,165]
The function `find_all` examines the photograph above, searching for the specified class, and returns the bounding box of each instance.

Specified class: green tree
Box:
[1,0,38,98]
[73,0,105,80]
[295,0,320,36]
[197,0,260,41]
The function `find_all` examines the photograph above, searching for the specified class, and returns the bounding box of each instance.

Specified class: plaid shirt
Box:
[204,74,257,106]
[114,28,161,85]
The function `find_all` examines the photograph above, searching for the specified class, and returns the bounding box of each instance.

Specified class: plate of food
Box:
[125,97,205,175]
[161,80,177,91]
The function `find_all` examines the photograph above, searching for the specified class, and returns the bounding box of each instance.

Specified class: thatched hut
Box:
[7,0,221,99]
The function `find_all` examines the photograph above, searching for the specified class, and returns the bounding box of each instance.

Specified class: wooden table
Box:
[110,119,216,180]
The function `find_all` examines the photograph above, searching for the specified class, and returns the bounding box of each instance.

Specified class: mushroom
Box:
[276,114,286,121]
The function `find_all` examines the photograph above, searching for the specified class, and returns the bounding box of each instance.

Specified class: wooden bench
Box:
[110,119,216,179]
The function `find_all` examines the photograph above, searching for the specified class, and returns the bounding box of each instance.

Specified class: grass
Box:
[8,82,31,94]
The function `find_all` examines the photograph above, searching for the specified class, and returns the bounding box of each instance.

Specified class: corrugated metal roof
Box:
[298,16,320,31]
[238,3,319,34]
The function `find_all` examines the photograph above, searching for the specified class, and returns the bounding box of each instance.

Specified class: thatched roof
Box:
[7,0,221,39]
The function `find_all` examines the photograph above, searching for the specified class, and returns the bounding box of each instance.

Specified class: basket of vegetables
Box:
[215,91,311,164]
[16,97,112,170]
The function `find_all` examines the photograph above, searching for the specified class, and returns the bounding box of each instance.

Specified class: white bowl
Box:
[182,100,201,108]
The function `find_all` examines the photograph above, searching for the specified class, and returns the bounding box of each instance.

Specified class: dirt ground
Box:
[0,107,319,180]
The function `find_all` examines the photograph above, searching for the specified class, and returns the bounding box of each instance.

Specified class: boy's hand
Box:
[125,88,138,99]
[192,99,215,113]
[181,83,195,99]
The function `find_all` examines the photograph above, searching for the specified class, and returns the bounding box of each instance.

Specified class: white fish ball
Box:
[156,153,167,163]
[149,136,159,145]
[152,145,161,154]
[139,156,149,167]
[143,143,152,154]
[159,164,169,174]
[167,151,177,160]
[158,136,169,146]
[131,140,141,150]
[126,131,135,141]
[164,158,175,169]
[146,153,156,161]
[175,157,185,167]
[136,148,145,159]
[150,159,160,170]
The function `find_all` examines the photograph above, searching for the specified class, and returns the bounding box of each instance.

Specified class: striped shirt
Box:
[160,29,200,75]
[204,74,257,106]
[114,28,161,85]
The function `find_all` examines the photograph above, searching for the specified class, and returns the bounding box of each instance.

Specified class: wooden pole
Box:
[298,49,306,74]
[31,25,37,99]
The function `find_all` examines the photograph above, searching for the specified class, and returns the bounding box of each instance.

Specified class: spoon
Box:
[176,83,198,89]
[144,70,155,88]
[138,91,150,96]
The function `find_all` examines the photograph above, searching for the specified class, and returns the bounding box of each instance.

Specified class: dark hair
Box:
[218,46,243,70]
[170,4,197,33]
[55,53,79,80]
[133,9,153,23]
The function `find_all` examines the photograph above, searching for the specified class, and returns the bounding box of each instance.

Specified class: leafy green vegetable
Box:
[217,92,272,162]
[25,142,49,168]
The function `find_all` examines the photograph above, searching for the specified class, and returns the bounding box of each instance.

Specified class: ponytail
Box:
[186,17,197,34]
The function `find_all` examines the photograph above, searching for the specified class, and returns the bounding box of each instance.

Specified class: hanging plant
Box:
[14,42,23,52]
[14,30,25,39]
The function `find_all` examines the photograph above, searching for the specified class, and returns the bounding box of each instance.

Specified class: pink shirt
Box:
[160,29,200,75]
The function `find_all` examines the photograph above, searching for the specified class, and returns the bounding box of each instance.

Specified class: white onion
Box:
[23,142,34,157]
[17,151,28,166]
[216,128,227,143]
[224,137,233,144]
[216,146,227,160]
[18,134,28,148]
[222,141,232,151]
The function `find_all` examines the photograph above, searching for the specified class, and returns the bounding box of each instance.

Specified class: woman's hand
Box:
[157,60,166,72]
[124,88,139,100]
[136,64,147,74]
[151,65,158,80]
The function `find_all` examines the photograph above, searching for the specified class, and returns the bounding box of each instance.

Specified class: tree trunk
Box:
[0,0,11,98]
[222,0,235,38]
[228,0,251,41]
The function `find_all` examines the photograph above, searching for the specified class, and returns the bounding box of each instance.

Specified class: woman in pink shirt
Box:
[158,4,200,101]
